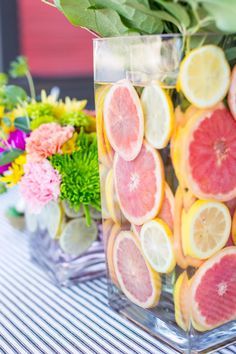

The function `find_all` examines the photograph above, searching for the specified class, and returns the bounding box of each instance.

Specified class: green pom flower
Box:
[51,131,101,225]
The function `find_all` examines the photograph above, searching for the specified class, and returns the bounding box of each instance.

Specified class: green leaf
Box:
[59,0,131,36]
[9,56,29,78]
[0,73,8,86]
[14,116,31,133]
[153,0,190,29]
[196,0,236,33]
[225,47,236,62]
[4,85,27,106]
[93,0,163,34]
[2,117,11,127]
[0,149,23,166]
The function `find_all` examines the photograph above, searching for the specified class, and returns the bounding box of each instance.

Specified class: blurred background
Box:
[0,0,95,108]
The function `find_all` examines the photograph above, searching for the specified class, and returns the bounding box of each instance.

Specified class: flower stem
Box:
[26,71,36,100]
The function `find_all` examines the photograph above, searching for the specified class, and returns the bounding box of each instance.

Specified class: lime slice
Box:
[59,218,97,256]
[62,200,84,218]
[37,205,48,232]
[25,208,38,233]
[46,201,63,239]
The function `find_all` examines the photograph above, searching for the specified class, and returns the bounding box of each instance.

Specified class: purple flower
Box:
[0,129,28,175]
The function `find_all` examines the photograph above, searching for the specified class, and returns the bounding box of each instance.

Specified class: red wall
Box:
[18,0,94,77]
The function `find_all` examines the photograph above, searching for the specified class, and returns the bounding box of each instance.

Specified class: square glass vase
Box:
[93,34,236,353]
[27,200,106,286]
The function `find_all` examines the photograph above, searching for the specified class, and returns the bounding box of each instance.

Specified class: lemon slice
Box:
[182,200,231,259]
[62,200,84,219]
[141,83,174,149]
[59,218,97,256]
[140,218,176,273]
[179,45,230,108]
[46,201,63,239]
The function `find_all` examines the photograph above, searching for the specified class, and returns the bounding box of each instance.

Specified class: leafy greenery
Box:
[53,0,236,36]
[14,117,31,133]
[51,130,101,225]
[0,149,24,166]
[0,85,27,111]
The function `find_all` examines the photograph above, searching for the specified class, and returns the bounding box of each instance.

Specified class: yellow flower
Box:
[64,97,87,113]
[61,133,78,154]
[0,154,26,187]
[0,107,15,134]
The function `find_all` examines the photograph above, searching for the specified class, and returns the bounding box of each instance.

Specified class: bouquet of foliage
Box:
[0,57,101,227]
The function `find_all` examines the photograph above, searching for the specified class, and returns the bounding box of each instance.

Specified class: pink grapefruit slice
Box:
[190,247,236,331]
[114,141,164,225]
[158,182,174,232]
[184,106,236,201]
[131,223,142,237]
[228,65,236,120]
[103,80,144,161]
[113,230,161,308]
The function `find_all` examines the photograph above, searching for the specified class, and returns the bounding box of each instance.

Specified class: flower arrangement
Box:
[0,57,101,226]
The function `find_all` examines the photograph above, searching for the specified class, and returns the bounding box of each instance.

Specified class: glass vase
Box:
[27,200,106,286]
[93,34,236,353]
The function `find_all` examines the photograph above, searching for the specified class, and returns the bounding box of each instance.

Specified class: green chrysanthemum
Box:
[51,131,101,225]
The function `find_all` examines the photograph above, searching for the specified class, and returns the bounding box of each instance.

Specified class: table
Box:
[0,192,235,354]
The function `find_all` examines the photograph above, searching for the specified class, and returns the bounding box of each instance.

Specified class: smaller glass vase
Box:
[26,200,106,286]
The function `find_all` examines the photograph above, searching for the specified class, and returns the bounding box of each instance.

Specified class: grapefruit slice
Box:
[114,141,164,225]
[174,271,191,331]
[95,85,113,167]
[103,80,144,161]
[183,106,236,201]
[228,65,236,120]
[140,218,176,273]
[106,223,122,286]
[190,247,236,331]
[113,230,161,308]
[141,83,174,149]
[158,182,174,231]
[173,187,202,269]
[232,211,236,245]
[105,169,127,225]
[225,197,236,217]
[99,164,110,219]
[102,219,114,248]
[182,200,231,260]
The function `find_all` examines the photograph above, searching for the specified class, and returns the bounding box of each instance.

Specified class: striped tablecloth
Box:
[0,192,235,354]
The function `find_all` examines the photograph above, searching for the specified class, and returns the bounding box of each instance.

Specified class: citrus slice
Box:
[99,164,110,219]
[131,223,142,237]
[179,45,230,108]
[102,219,114,248]
[158,182,174,231]
[141,83,174,149]
[173,187,203,269]
[37,205,48,232]
[190,247,236,331]
[105,169,127,225]
[89,207,101,220]
[59,218,97,256]
[113,230,161,308]
[182,200,231,260]
[104,80,144,161]
[232,210,236,245]
[227,64,236,120]
[183,106,236,201]
[114,141,164,225]
[62,200,84,218]
[95,85,113,167]
[174,271,191,331]
[106,223,122,286]
[46,201,63,239]
[140,218,176,273]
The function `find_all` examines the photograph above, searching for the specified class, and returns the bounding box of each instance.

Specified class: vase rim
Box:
[93,32,228,42]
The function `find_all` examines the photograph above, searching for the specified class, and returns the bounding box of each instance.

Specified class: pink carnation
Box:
[20,159,61,213]
[26,123,74,162]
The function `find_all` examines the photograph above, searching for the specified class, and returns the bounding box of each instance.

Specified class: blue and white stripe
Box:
[0,192,235,354]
